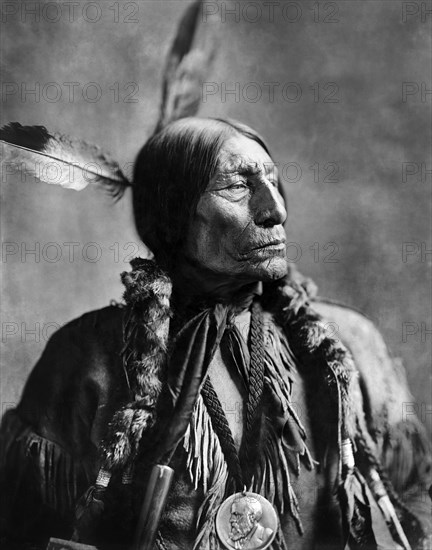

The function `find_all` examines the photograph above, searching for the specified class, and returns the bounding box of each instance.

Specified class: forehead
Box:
[232,500,247,513]
[217,134,274,172]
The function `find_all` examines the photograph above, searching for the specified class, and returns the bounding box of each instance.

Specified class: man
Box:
[228,495,274,549]
[0,117,430,550]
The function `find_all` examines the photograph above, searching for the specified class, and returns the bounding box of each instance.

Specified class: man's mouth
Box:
[251,239,286,251]
[236,237,287,260]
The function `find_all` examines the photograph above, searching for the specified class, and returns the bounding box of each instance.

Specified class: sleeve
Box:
[0,409,86,546]
[0,305,125,547]
[312,300,432,543]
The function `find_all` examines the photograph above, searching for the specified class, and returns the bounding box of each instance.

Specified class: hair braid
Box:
[201,378,243,488]
[241,301,265,481]
[354,429,427,545]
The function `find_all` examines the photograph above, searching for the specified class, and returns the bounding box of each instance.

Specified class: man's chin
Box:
[248,256,289,281]
[193,256,289,286]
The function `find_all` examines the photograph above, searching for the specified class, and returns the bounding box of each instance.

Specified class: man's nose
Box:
[253,182,287,227]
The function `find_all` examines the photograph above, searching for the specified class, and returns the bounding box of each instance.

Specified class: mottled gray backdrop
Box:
[1,0,431,431]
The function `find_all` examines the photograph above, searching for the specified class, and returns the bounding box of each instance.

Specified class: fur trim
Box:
[101,258,172,470]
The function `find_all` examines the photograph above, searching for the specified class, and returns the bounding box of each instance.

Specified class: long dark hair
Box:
[132,117,277,270]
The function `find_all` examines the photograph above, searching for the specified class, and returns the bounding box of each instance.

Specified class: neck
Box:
[172,257,261,309]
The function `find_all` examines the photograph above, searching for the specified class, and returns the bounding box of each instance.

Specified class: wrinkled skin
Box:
[183,135,288,290]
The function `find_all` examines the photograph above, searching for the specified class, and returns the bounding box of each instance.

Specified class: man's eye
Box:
[231,183,248,189]
[228,179,250,191]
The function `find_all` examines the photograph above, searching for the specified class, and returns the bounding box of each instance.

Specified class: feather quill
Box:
[155,0,219,132]
[0,122,130,197]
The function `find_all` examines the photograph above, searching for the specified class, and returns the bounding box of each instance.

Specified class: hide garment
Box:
[1,260,431,550]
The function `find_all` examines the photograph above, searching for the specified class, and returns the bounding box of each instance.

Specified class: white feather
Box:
[0,124,130,195]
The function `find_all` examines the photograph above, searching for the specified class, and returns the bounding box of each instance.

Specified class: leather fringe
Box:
[183,395,228,550]
[0,410,79,515]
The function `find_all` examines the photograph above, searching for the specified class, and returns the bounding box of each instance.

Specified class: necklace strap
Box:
[201,378,243,489]
[200,300,265,489]
[240,301,265,483]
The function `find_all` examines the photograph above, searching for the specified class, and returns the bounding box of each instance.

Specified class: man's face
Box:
[184,134,288,283]
[229,501,255,541]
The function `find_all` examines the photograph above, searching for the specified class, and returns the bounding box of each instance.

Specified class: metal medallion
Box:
[216,491,278,550]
